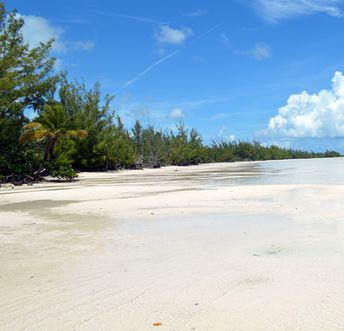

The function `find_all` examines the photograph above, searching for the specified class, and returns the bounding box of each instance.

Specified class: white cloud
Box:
[72,40,95,51]
[19,14,65,52]
[157,25,193,45]
[18,14,94,53]
[169,108,184,120]
[217,126,236,141]
[235,42,271,61]
[251,0,342,22]
[268,71,344,138]
[220,33,231,47]
[124,105,151,120]
[252,42,271,60]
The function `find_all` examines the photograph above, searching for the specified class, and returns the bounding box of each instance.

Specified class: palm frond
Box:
[33,129,50,140]
[66,130,88,138]
[19,128,49,143]
[23,122,42,130]
[19,130,36,144]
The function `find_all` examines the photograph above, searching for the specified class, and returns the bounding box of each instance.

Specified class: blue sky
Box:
[8,0,344,151]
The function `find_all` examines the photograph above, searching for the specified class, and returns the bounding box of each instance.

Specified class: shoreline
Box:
[1,156,342,192]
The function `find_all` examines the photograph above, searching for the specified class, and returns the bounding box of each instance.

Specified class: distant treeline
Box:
[0,3,341,182]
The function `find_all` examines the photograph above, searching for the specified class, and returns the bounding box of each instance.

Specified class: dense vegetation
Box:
[0,3,341,183]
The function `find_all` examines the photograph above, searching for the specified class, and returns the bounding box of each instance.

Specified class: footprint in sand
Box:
[267,245,282,255]
[253,245,282,257]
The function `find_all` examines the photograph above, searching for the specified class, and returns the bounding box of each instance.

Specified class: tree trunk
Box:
[44,137,57,161]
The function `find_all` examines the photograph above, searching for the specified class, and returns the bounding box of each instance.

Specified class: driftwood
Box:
[0,168,48,186]
[32,168,48,181]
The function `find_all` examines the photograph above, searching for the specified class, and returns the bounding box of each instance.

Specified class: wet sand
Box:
[1,160,344,330]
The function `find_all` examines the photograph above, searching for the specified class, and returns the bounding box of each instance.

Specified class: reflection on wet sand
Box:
[1,159,344,330]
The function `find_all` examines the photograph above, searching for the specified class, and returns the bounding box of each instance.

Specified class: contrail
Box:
[121,50,179,89]
[190,22,224,44]
[93,10,162,24]
[121,22,223,89]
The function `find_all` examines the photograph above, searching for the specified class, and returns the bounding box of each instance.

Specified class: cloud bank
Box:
[250,0,343,22]
[268,71,344,138]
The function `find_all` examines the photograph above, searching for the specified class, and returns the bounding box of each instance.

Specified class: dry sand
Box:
[1,160,344,330]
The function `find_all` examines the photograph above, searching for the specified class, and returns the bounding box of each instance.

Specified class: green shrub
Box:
[43,160,77,181]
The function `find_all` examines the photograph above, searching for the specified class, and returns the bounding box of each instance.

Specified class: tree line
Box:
[0,3,340,183]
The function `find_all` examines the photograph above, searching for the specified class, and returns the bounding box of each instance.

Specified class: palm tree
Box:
[19,103,87,161]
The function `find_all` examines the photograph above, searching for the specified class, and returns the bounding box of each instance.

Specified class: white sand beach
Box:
[1,159,344,330]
